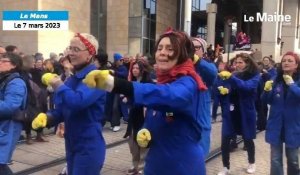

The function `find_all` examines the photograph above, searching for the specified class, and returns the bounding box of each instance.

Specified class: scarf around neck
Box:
[156,59,207,90]
[0,70,18,83]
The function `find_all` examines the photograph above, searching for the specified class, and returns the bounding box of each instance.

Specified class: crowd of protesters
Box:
[0,29,299,175]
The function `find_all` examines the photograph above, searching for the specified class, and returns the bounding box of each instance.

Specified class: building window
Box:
[144,0,156,18]
[297,0,300,38]
[90,0,106,50]
[277,0,283,42]
[200,0,211,11]
[192,0,200,11]
[298,0,300,48]
[192,0,211,11]
[143,0,156,55]
[197,26,207,40]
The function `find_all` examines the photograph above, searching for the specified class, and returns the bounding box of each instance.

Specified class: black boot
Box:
[26,133,33,145]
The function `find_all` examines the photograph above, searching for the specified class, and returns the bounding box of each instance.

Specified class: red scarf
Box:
[156,59,207,90]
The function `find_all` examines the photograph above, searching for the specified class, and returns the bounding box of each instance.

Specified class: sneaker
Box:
[246,164,256,174]
[113,126,120,132]
[126,168,138,175]
[217,167,230,175]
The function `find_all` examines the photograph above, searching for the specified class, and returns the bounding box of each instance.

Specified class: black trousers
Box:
[221,136,255,169]
[111,94,121,127]
[256,101,268,131]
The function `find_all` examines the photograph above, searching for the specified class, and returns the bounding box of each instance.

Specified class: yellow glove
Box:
[41,73,58,86]
[264,80,273,91]
[32,113,47,130]
[218,71,232,80]
[193,54,201,64]
[136,128,151,148]
[218,86,229,95]
[82,70,114,91]
[283,74,294,85]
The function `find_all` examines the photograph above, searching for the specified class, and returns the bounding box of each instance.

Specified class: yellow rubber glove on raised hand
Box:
[218,71,232,80]
[41,73,58,86]
[264,80,274,91]
[136,128,151,148]
[218,86,229,95]
[32,113,47,130]
[283,74,294,85]
[82,70,114,91]
[193,54,201,64]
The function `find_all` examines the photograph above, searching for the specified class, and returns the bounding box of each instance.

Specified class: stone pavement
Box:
[206,131,278,175]
[10,123,129,174]
[10,121,280,175]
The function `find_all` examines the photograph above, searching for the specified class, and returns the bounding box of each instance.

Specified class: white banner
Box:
[3,21,69,31]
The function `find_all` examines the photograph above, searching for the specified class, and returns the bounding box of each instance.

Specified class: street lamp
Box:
[227,19,232,63]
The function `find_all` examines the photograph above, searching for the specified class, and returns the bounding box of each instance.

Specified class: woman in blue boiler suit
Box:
[32,33,106,175]
[192,37,218,157]
[83,30,208,175]
[261,51,300,175]
[216,53,260,175]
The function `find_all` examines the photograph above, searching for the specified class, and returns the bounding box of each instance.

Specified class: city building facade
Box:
[0,0,299,62]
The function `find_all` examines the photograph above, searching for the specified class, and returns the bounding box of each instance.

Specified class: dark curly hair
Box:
[235,53,259,75]
[154,30,195,65]
[128,59,152,82]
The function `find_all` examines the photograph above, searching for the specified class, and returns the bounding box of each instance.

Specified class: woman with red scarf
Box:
[83,30,207,174]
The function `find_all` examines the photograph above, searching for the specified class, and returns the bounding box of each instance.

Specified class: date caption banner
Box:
[2,11,69,31]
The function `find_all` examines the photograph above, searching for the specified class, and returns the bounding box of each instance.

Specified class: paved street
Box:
[8,119,283,175]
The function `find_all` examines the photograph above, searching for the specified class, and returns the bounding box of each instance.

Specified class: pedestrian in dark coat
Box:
[123,59,153,175]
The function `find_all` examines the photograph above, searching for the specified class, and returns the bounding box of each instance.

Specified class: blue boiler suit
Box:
[48,64,106,175]
[0,74,27,164]
[195,58,217,156]
[262,80,300,148]
[216,74,260,139]
[133,76,206,175]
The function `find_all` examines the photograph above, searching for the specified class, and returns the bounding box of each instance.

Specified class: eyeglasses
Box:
[66,46,87,53]
[194,46,203,51]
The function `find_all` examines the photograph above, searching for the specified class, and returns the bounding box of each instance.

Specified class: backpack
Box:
[23,73,48,122]
[0,72,47,123]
